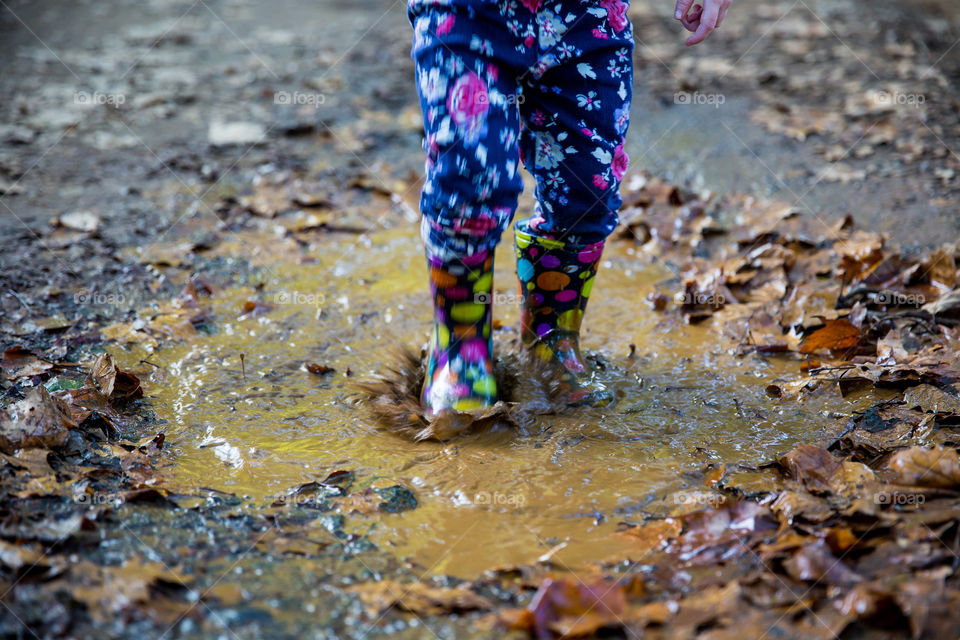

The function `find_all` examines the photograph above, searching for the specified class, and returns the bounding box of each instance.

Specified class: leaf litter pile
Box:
[344,175,960,639]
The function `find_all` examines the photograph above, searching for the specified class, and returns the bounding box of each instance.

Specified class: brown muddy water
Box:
[116,223,881,578]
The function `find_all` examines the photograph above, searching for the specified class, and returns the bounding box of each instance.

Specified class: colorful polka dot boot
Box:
[514,220,614,407]
[421,248,498,416]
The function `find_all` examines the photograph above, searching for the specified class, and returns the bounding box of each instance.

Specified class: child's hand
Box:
[674,0,732,46]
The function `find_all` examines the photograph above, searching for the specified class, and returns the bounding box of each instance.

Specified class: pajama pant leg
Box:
[409,0,634,255]
[517,2,634,246]
[409,3,526,259]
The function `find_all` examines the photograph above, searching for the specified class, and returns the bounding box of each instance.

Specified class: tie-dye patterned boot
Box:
[421,248,498,416]
[514,221,614,407]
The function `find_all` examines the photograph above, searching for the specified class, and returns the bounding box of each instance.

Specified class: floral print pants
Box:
[409,0,634,258]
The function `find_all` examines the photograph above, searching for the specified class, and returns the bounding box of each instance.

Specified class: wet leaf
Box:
[615,518,682,554]
[527,577,627,640]
[887,446,960,488]
[0,387,76,453]
[903,384,960,415]
[67,559,192,623]
[350,580,492,617]
[306,363,335,375]
[799,319,861,354]
[779,444,842,493]
[89,353,143,401]
[783,540,861,585]
[1,346,58,380]
[240,299,275,317]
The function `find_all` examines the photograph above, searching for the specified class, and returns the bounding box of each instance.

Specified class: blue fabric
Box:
[409,0,634,257]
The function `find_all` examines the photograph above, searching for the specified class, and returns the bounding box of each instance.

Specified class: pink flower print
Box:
[612,143,629,181]
[454,213,499,236]
[437,15,455,36]
[591,28,608,39]
[600,0,629,33]
[447,72,489,127]
[593,174,609,189]
[520,0,541,12]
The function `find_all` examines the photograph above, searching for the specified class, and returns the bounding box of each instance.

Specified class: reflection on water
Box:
[119,225,878,577]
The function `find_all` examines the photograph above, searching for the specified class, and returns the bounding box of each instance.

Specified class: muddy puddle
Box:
[115,224,885,578]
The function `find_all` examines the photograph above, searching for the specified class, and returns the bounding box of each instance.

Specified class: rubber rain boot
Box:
[514,221,614,407]
[421,248,498,416]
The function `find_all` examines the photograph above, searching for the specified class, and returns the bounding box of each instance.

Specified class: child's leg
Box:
[513,2,634,405]
[410,4,525,415]
[517,2,634,244]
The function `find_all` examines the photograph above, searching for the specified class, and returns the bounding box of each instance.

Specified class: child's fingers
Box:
[717,4,730,28]
[681,4,702,31]
[674,0,695,20]
[685,1,719,44]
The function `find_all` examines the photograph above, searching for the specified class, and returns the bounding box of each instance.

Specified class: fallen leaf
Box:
[783,540,861,585]
[306,363,335,375]
[887,446,960,488]
[779,444,842,493]
[0,387,76,453]
[1,346,55,380]
[89,353,142,401]
[528,577,627,640]
[349,580,492,617]
[903,384,960,415]
[799,319,862,354]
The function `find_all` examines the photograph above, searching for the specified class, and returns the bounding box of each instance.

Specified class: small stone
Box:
[208,121,266,146]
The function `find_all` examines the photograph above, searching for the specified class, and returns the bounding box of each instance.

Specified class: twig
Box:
[7,290,31,314]
[240,353,246,383]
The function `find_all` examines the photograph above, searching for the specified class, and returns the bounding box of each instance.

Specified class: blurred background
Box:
[1,0,959,274]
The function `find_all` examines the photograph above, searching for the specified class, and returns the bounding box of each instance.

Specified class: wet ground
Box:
[118,224,886,577]
[2,0,960,637]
